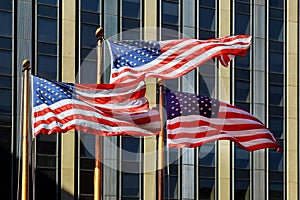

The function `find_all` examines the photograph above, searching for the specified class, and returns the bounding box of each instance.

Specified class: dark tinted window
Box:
[269,20,283,41]
[38,42,57,55]
[0,89,11,113]
[199,178,214,200]
[0,12,12,36]
[38,0,57,5]
[37,55,57,80]
[0,0,12,11]
[164,175,178,199]
[234,14,250,35]
[81,24,98,48]
[38,18,57,43]
[122,173,140,196]
[269,116,283,138]
[270,0,283,8]
[0,50,12,75]
[122,137,140,161]
[81,11,100,24]
[269,85,283,106]
[269,52,283,73]
[0,37,12,49]
[122,0,140,18]
[199,8,215,30]
[81,0,100,12]
[234,80,250,102]
[38,4,57,18]
[162,1,179,25]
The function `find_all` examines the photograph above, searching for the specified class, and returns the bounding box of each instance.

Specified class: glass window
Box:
[234,102,250,112]
[0,0,12,11]
[199,8,215,31]
[122,0,140,18]
[199,0,215,8]
[122,18,140,31]
[234,180,250,199]
[79,60,97,83]
[235,69,250,80]
[269,73,284,85]
[36,134,57,155]
[199,166,215,178]
[37,55,57,80]
[122,173,140,196]
[199,30,215,40]
[80,134,95,158]
[269,41,283,52]
[35,169,57,199]
[80,170,94,194]
[199,178,215,200]
[164,175,178,199]
[38,4,57,18]
[0,50,12,75]
[81,24,98,48]
[269,9,284,20]
[269,106,284,116]
[38,0,57,6]
[198,143,215,166]
[234,80,250,102]
[269,20,283,41]
[235,51,250,69]
[269,183,283,199]
[234,14,250,35]
[269,116,283,138]
[81,11,100,24]
[80,158,94,169]
[38,42,57,55]
[162,1,179,25]
[122,137,140,161]
[269,85,283,106]
[0,37,12,49]
[269,0,283,9]
[0,11,12,36]
[0,114,11,126]
[0,89,11,113]
[269,52,283,73]
[36,155,56,168]
[81,0,100,12]
[235,2,250,14]
[199,75,215,97]
[234,148,250,168]
[0,127,11,152]
[38,18,57,43]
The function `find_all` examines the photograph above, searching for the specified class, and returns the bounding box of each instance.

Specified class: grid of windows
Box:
[121,0,141,40]
[0,1,13,199]
[233,0,251,199]
[78,0,101,199]
[197,1,217,199]
[34,0,60,199]
[161,0,179,40]
[268,0,285,199]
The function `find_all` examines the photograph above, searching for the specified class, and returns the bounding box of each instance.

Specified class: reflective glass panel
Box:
[81,11,100,24]
[37,55,57,80]
[38,42,57,55]
[235,180,250,199]
[38,18,57,43]
[122,0,140,18]
[0,50,12,75]
[38,5,57,18]
[199,0,215,8]
[38,0,57,5]
[269,0,284,9]
[0,89,11,113]
[81,0,100,12]
[269,20,283,41]
[269,52,283,73]
[0,11,12,36]
[269,85,283,106]
[234,148,250,168]
[199,178,215,200]
[0,37,12,49]
[80,170,94,194]
[234,80,250,102]
[235,14,250,35]
[81,24,98,48]
[269,183,283,200]
[0,0,12,11]
[122,173,140,196]
[269,116,283,138]
[235,51,250,69]
[199,8,215,31]
[162,1,179,25]
[164,175,178,199]
[122,137,140,161]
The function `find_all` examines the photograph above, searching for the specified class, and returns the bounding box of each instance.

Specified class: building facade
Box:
[0,0,299,199]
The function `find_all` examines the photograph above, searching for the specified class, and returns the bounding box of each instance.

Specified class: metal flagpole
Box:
[94,27,104,200]
[157,79,165,200]
[21,59,30,200]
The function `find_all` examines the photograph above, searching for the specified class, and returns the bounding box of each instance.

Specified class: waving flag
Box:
[165,90,280,152]
[32,76,160,137]
[108,35,251,83]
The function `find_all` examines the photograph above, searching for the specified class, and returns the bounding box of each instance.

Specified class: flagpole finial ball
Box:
[157,79,165,86]
[95,27,104,39]
[22,59,30,69]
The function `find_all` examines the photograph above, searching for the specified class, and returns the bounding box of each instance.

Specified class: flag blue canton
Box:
[166,90,220,120]
[109,40,162,69]
[33,76,74,107]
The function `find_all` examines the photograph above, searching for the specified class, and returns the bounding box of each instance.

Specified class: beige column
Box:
[61,0,76,199]
[286,0,298,199]
[218,0,231,200]
[143,1,158,200]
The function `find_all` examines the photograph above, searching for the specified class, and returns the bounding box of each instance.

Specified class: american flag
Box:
[166,90,280,152]
[108,35,252,83]
[32,76,160,137]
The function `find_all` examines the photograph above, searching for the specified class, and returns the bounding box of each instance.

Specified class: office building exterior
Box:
[0,0,299,199]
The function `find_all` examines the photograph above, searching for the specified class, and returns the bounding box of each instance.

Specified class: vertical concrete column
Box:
[61,0,76,199]
[218,0,231,199]
[143,1,158,200]
[286,0,298,199]
[252,1,267,199]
